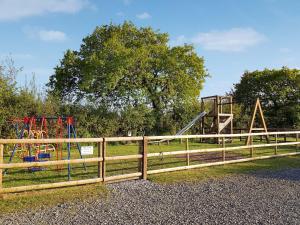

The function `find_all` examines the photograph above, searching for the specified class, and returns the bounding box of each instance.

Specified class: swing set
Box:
[7,116,86,179]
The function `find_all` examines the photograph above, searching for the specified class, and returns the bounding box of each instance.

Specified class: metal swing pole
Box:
[7,118,29,163]
[67,122,71,180]
[70,124,87,171]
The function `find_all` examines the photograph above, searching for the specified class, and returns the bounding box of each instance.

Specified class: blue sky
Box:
[0,0,300,97]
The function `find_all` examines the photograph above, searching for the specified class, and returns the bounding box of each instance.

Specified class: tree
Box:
[48,22,208,134]
[0,58,62,138]
[232,67,300,128]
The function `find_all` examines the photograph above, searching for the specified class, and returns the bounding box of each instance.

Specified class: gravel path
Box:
[1,169,300,225]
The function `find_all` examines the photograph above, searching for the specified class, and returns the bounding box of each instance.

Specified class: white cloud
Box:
[136,12,151,19]
[0,0,90,21]
[38,30,67,42]
[23,27,67,42]
[191,28,266,52]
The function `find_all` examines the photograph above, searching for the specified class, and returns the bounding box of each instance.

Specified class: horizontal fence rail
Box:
[0,131,299,195]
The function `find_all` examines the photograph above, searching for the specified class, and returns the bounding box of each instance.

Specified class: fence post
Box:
[296,133,299,151]
[102,138,106,182]
[240,129,242,142]
[142,137,148,180]
[275,134,278,155]
[250,136,253,157]
[97,142,102,180]
[222,137,225,161]
[0,144,3,199]
[186,138,190,166]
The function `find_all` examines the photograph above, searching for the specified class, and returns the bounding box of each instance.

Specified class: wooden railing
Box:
[0,131,299,195]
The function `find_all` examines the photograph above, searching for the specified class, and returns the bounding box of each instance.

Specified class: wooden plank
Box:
[250,136,254,157]
[201,95,218,100]
[0,157,103,169]
[146,141,300,158]
[275,134,278,155]
[106,155,142,161]
[147,131,300,141]
[297,133,299,150]
[104,172,142,182]
[102,138,106,181]
[0,144,3,198]
[142,137,148,180]
[230,96,233,137]
[257,99,269,140]
[246,99,259,145]
[105,136,143,142]
[1,178,103,194]
[251,128,265,131]
[0,138,103,144]
[98,142,102,178]
[105,176,140,184]
[0,154,140,169]
[147,152,300,175]
[0,131,299,145]
[222,137,225,161]
[186,138,190,166]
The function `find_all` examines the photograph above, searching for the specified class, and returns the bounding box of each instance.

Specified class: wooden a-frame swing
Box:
[246,98,269,145]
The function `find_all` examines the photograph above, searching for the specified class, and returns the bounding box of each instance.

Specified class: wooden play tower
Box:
[200,95,233,139]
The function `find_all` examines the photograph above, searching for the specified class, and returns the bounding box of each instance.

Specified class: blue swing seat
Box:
[23,153,51,172]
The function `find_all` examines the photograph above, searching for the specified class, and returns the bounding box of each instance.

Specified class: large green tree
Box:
[48,22,208,134]
[232,67,300,128]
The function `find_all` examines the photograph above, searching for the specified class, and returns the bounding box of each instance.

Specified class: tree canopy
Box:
[232,67,300,128]
[48,22,208,134]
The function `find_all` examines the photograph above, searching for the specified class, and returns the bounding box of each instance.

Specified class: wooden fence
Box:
[0,131,299,195]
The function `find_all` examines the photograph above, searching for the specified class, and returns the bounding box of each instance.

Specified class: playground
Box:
[0,95,299,196]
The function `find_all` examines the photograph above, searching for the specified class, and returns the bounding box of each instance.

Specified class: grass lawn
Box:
[149,155,300,184]
[0,183,108,214]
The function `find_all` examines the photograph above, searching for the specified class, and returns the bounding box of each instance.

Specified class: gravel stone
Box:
[0,169,299,225]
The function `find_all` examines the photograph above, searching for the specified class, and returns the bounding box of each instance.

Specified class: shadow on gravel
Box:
[249,168,300,182]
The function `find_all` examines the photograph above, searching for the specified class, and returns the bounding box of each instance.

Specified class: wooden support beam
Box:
[186,138,190,166]
[147,152,300,175]
[222,137,225,161]
[104,172,142,182]
[246,98,269,145]
[98,142,102,179]
[0,178,103,194]
[142,137,148,180]
[1,157,103,169]
[146,141,300,158]
[275,134,278,155]
[0,144,3,199]
[0,138,103,144]
[250,136,254,157]
[102,138,106,181]
[297,133,299,151]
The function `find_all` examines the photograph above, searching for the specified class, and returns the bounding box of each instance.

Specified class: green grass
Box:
[149,155,300,184]
[0,183,108,214]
